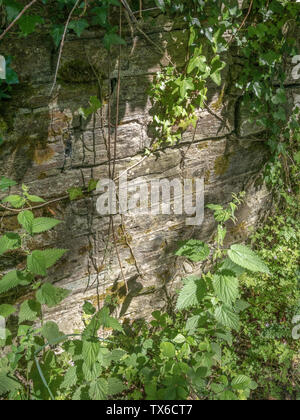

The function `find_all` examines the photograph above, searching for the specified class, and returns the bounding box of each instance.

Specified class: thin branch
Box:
[227,0,254,47]
[50,0,81,95]
[0,195,69,214]
[0,0,37,41]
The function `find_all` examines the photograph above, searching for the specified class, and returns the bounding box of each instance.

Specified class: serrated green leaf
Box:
[0,374,21,396]
[228,244,270,274]
[36,283,70,308]
[19,299,41,323]
[82,340,100,368]
[108,377,126,396]
[176,277,207,310]
[17,210,34,234]
[41,248,68,269]
[32,217,61,234]
[26,195,45,203]
[0,304,16,318]
[89,378,108,400]
[61,366,77,390]
[0,270,25,293]
[2,195,25,208]
[0,233,21,255]
[215,305,240,331]
[27,251,47,276]
[212,272,239,304]
[175,240,210,262]
[41,321,63,344]
[0,177,16,191]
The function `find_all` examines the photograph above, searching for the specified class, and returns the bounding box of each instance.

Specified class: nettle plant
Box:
[0,179,70,398]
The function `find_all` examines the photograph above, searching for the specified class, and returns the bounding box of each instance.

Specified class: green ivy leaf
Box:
[103,33,126,50]
[18,15,44,37]
[68,19,89,37]
[50,24,65,47]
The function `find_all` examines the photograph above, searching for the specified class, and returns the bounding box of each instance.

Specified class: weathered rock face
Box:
[0,9,298,333]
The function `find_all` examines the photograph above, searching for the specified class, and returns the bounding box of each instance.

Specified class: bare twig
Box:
[0,195,69,214]
[0,0,37,41]
[227,0,254,47]
[50,0,81,95]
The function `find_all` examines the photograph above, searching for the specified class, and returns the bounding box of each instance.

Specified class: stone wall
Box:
[0,6,298,333]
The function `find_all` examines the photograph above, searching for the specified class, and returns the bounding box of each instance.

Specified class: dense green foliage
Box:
[0,0,299,401]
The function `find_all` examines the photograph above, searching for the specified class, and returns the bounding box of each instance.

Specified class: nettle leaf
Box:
[0,177,16,191]
[17,210,34,234]
[91,7,107,26]
[82,340,100,368]
[27,251,47,276]
[18,15,44,37]
[68,19,89,37]
[39,249,67,270]
[0,270,27,294]
[175,240,210,262]
[36,283,70,308]
[228,244,270,274]
[26,195,45,203]
[19,299,41,323]
[61,366,77,390]
[89,378,108,400]
[185,315,200,333]
[218,258,245,277]
[41,321,63,344]
[0,233,21,255]
[0,374,22,396]
[2,195,25,208]
[108,377,126,396]
[176,277,207,310]
[83,301,96,315]
[214,304,240,331]
[32,217,61,234]
[0,304,16,318]
[212,272,239,305]
[83,306,122,339]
